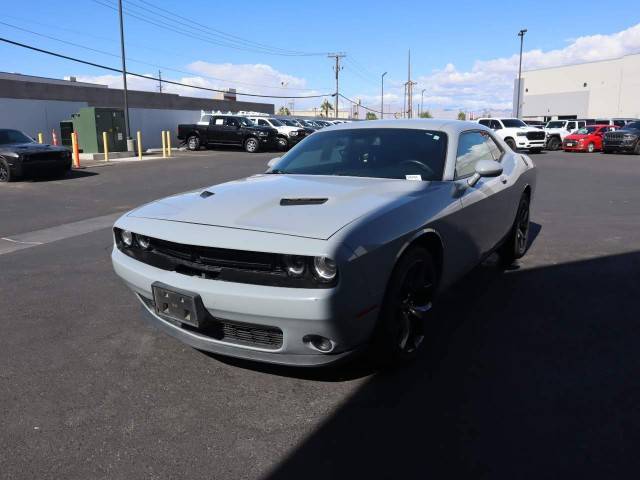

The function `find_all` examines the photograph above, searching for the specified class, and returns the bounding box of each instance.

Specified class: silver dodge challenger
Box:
[112,120,536,367]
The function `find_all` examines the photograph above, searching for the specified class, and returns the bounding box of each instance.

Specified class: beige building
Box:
[515,52,640,120]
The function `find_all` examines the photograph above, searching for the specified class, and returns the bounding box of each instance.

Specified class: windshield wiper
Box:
[268,169,286,174]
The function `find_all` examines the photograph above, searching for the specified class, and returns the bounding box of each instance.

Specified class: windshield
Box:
[626,121,640,130]
[576,127,597,134]
[268,118,283,126]
[501,119,527,128]
[546,121,566,128]
[298,120,314,127]
[272,128,447,181]
[279,119,296,126]
[237,117,253,127]
[0,129,35,145]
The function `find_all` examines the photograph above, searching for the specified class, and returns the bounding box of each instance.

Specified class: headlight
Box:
[120,230,133,247]
[136,234,151,249]
[516,132,527,137]
[283,255,306,277]
[313,256,337,281]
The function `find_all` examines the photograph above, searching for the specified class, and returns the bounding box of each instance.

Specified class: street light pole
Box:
[516,28,527,119]
[420,89,425,118]
[381,72,387,120]
[118,0,132,150]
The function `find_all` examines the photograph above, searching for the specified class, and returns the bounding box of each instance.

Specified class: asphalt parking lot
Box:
[1,148,639,479]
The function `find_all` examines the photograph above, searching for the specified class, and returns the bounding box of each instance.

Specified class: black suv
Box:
[603,121,640,154]
[178,115,278,153]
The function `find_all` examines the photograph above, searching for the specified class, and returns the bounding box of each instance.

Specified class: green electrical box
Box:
[70,107,127,153]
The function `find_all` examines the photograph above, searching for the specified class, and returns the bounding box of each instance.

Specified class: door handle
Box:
[500,175,508,184]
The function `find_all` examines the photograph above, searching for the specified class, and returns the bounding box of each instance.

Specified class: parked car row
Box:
[478,117,640,154]
[177,113,350,153]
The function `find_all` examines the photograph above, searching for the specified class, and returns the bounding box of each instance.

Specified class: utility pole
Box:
[404,50,417,118]
[381,72,387,120]
[420,89,425,118]
[516,28,527,118]
[117,0,132,150]
[158,70,163,93]
[328,52,346,119]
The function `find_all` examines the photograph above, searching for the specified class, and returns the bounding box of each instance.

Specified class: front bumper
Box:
[9,158,71,176]
[112,247,378,367]
[603,140,637,151]
[516,138,545,149]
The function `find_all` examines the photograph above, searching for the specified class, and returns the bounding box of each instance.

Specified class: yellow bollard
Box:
[137,131,142,160]
[71,132,80,168]
[37,132,43,144]
[161,130,167,158]
[166,131,172,157]
[102,132,109,161]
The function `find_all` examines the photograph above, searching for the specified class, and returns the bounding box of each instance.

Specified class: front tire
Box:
[186,135,200,151]
[498,193,530,266]
[546,136,561,151]
[0,158,14,182]
[374,246,437,365]
[244,137,259,153]
[276,136,288,151]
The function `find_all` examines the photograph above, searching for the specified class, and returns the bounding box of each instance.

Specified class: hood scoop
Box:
[280,197,328,206]
[200,190,215,199]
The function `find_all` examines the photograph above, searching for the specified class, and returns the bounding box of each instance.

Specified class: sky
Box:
[1,0,639,117]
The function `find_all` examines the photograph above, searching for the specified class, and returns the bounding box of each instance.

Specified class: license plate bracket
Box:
[152,282,206,328]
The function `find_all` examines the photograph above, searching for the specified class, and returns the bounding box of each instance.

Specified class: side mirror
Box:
[467,159,503,187]
[267,157,280,170]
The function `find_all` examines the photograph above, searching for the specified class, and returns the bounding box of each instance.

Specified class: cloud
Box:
[360,22,640,116]
[68,62,323,108]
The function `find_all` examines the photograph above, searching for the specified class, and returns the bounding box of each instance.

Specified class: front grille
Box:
[606,133,625,141]
[151,238,281,272]
[526,131,545,141]
[138,294,283,349]
[22,151,66,163]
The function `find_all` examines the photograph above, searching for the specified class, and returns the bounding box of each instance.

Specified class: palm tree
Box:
[320,99,334,118]
[278,106,291,115]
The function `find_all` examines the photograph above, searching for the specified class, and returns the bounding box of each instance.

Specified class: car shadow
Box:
[28,169,98,182]
[262,249,640,479]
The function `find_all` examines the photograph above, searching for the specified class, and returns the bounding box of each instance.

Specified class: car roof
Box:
[318,118,491,136]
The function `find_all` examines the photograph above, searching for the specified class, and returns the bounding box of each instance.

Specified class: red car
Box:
[563,124,619,152]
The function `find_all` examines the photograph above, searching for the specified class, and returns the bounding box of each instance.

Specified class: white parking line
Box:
[0,212,124,256]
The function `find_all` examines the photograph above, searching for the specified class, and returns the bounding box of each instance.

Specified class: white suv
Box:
[543,120,586,151]
[477,118,546,152]
[247,116,306,150]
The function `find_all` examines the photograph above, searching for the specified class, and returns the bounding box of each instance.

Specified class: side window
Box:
[258,119,269,126]
[455,131,493,179]
[485,135,503,161]
[489,120,502,130]
[567,122,576,130]
[613,120,625,127]
[478,119,491,127]
[578,121,586,129]
[226,118,239,127]
[213,118,224,126]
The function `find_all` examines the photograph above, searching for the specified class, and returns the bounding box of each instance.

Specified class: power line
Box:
[0,21,328,92]
[93,0,326,57]
[0,36,333,99]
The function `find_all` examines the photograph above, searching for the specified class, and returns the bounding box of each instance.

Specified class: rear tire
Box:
[244,137,259,153]
[547,136,561,151]
[186,135,200,151]
[498,193,530,266]
[373,246,437,365]
[0,158,14,182]
[505,138,517,151]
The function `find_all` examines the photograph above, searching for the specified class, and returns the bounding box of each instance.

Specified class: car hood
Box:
[565,133,587,140]
[0,142,68,154]
[128,174,427,240]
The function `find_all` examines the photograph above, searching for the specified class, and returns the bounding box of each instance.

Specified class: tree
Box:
[365,112,378,120]
[457,111,466,121]
[419,110,432,118]
[320,99,334,118]
[277,106,291,115]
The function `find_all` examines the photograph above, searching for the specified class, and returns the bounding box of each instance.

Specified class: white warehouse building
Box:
[514,52,640,121]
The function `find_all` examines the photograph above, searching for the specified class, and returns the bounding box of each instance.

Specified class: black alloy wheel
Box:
[0,159,12,182]
[499,194,530,265]
[375,247,436,364]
